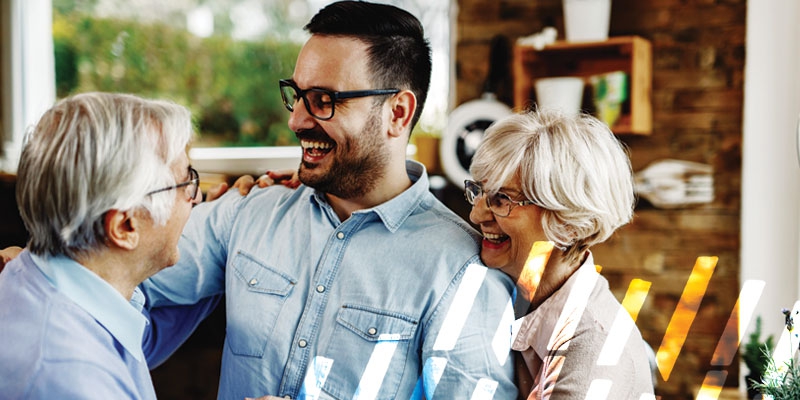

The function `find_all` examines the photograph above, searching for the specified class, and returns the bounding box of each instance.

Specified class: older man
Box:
[0,92,216,398]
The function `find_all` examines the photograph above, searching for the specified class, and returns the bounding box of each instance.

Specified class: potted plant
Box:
[750,308,800,399]
[743,316,775,398]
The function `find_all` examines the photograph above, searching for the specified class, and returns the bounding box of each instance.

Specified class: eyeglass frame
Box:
[147,166,200,201]
[279,79,400,121]
[463,179,537,217]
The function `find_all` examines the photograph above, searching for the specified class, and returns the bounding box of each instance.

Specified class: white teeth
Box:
[484,232,507,241]
[301,140,333,150]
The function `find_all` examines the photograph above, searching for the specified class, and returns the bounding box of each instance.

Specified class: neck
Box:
[326,158,412,221]
[74,251,144,301]
[516,251,583,309]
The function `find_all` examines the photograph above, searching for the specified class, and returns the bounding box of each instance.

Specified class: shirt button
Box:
[367,327,377,336]
[298,339,308,348]
[316,285,325,293]
[336,232,345,239]
[248,278,258,286]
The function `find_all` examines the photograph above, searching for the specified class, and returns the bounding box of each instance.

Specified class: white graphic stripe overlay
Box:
[414,357,447,399]
[596,305,637,366]
[584,379,612,400]
[297,356,333,400]
[469,378,498,400]
[491,296,515,366]
[433,263,487,351]
[352,337,400,400]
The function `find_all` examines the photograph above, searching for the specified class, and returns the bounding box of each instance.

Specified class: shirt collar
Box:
[310,160,431,232]
[510,252,599,357]
[30,253,147,362]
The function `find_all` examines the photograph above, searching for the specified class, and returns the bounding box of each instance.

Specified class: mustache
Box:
[295,128,332,143]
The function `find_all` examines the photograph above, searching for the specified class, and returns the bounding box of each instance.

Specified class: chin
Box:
[479,254,505,270]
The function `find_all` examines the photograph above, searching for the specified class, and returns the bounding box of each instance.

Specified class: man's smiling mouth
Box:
[301,139,334,158]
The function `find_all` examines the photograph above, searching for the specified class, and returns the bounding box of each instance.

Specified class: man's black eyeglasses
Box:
[147,166,200,201]
[279,79,400,121]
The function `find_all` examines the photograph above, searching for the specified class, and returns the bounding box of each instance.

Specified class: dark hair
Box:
[305,0,432,132]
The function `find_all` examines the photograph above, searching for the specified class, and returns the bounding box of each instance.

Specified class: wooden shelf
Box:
[513,36,652,135]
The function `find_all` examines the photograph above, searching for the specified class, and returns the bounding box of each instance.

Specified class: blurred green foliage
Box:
[53,12,301,146]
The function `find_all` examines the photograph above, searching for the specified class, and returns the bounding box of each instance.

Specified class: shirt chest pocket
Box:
[227,252,296,357]
[321,305,419,400]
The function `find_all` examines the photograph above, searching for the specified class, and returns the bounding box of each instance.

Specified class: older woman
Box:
[171,108,656,398]
[466,108,654,399]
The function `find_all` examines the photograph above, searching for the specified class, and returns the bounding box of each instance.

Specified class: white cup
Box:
[535,77,585,114]
[563,0,612,42]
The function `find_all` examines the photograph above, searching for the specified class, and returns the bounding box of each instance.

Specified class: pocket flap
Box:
[336,305,418,342]
[232,252,295,295]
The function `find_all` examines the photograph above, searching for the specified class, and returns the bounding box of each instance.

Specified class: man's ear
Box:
[104,209,139,250]
[387,90,416,138]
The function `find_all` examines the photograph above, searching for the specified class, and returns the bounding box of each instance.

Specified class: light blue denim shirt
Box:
[0,251,155,399]
[143,160,517,400]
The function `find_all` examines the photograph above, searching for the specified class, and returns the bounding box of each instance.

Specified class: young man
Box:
[0,92,215,398]
[142,2,516,399]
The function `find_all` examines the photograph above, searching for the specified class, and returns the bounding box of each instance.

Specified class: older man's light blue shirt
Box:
[0,251,155,399]
[143,160,517,400]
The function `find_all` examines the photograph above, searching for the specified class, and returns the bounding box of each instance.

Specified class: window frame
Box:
[1,0,56,174]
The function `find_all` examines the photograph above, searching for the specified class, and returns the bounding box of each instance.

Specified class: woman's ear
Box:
[388,90,416,138]
[104,209,139,250]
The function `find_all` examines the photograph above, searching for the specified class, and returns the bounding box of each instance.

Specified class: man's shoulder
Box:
[0,277,124,387]
[408,193,481,244]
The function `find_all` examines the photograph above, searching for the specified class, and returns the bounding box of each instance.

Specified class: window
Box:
[0,0,451,175]
[1,0,56,174]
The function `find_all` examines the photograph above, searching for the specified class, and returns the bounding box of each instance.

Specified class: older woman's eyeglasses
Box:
[279,79,399,121]
[147,166,200,201]
[464,180,535,217]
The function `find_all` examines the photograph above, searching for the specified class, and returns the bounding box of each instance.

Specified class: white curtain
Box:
[1,0,56,173]
[741,0,800,361]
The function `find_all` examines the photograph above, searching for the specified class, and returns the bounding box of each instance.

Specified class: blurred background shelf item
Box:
[513,36,652,135]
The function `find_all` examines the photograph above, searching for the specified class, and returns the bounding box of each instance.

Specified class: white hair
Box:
[17,92,194,258]
[470,109,635,263]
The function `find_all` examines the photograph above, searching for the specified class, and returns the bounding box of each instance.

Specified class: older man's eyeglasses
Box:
[464,180,536,217]
[279,79,399,121]
[147,166,200,201]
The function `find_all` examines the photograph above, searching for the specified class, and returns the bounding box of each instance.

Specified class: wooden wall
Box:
[455,0,745,398]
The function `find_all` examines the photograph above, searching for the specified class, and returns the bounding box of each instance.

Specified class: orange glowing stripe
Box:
[655,256,718,381]
[711,280,765,366]
[621,279,651,322]
[518,241,554,302]
[695,370,726,400]
[595,279,651,366]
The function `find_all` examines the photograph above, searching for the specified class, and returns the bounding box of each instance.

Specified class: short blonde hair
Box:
[470,109,634,263]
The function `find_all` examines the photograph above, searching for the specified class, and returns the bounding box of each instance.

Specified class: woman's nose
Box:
[469,195,494,225]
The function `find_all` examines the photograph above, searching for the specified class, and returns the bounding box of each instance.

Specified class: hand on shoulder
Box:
[0,246,23,272]
[203,169,300,203]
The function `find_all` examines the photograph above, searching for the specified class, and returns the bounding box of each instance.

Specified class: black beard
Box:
[298,112,388,199]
